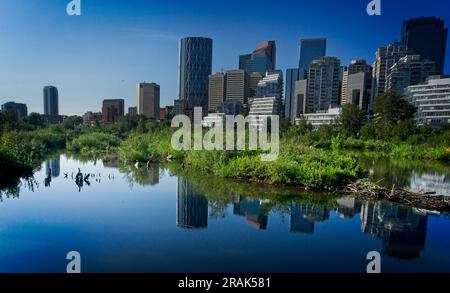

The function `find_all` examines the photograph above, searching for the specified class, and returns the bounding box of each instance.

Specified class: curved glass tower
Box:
[178,37,213,109]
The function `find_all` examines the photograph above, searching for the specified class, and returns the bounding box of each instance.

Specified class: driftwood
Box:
[337,180,450,213]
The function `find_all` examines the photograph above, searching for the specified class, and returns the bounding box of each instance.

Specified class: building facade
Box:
[137,82,160,120]
[102,99,125,123]
[208,72,226,112]
[296,107,341,129]
[341,60,372,108]
[285,68,303,122]
[226,69,248,105]
[178,37,213,109]
[386,55,436,95]
[401,17,448,75]
[1,102,28,119]
[298,38,327,73]
[405,77,450,127]
[239,41,276,75]
[291,79,308,123]
[371,42,410,103]
[43,86,59,116]
[305,57,341,113]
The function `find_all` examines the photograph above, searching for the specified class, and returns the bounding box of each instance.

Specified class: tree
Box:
[374,91,416,124]
[24,113,45,129]
[337,104,366,138]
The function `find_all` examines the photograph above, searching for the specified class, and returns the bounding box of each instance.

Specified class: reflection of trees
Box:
[119,163,162,188]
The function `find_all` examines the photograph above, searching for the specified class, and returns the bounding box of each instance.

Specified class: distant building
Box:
[178,37,213,109]
[248,72,263,99]
[248,96,280,130]
[41,114,68,125]
[226,69,248,105]
[1,102,28,119]
[216,101,245,116]
[137,82,160,120]
[296,107,341,129]
[173,99,188,116]
[43,86,59,116]
[341,60,373,111]
[82,111,102,126]
[401,17,448,75]
[405,76,450,127]
[239,41,276,75]
[306,57,341,113]
[208,72,226,112]
[386,55,436,95]
[256,70,284,100]
[285,68,303,122]
[102,99,124,123]
[202,112,226,128]
[160,106,174,121]
[291,79,307,123]
[371,42,410,104]
[128,106,138,118]
[298,38,327,73]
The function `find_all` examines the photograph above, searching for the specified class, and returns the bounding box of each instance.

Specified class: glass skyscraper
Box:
[239,41,276,76]
[401,17,448,75]
[298,38,327,72]
[178,37,213,110]
[43,86,59,116]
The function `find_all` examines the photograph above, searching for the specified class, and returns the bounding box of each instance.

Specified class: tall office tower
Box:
[298,38,327,73]
[226,69,248,104]
[401,17,448,75]
[386,55,436,95]
[178,37,213,109]
[177,177,208,229]
[1,102,28,119]
[128,107,138,118]
[137,82,160,120]
[285,68,303,121]
[208,73,226,112]
[239,41,276,75]
[292,79,307,123]
[248,72,263,99]
[102,99,125,123]
[43,86,59,116]
[341,60,373,112]
[372,42,410,102]
[305,57,341,113]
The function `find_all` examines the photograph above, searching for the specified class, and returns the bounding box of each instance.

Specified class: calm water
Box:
[0,154,449,273]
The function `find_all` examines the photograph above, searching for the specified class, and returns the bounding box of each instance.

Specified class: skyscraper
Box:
[102,99,124,123]
[43,86,59,116]
[178,37,213,110]
[401,17,448,75]
[226,69,248,104]
[306,57,341,113]
[386,55,436,95]
[239,41,276,75]
[256,70,284,100]
[177,178,208,229]
[298,38,327,73]
[292,79,307,122]
[285,68,303,121]
[371,42,410,103]
[248,72,263,99]
[137,82,160,120]
[341,60,373,111]
[208,73,226,112]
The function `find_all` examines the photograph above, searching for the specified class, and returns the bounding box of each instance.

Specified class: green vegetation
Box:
[67,132,121,157]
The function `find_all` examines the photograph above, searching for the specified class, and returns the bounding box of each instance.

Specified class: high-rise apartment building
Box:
[341,60,372,103]
[341,60,373,112]
[386,55,436,94]
[401,17,448,75]
[248,73,263,99]
[371,42,410,103]
[256,70,284,99]
[102,99,124,123]
[178,37,213,109]
[226,69,248,105]
[305,57,341,113]
[208,73,226,112]
[137,82,160,120]
[291,79,307,123]
[43,86,59,116]
[285,68,303,120]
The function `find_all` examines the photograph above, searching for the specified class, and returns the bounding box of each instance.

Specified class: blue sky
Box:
[0,0,449,115]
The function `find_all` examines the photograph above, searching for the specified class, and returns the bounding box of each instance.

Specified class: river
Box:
[0,154,449,273]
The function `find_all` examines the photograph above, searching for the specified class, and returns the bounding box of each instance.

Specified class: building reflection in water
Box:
[361,202,428,260]
[177,178,208,229]
[290,204,330,234]
[233,196,268,230]
[45,158,60,178]
[131,163,160,186]
[336,197,362,219]
[410,170,450,196]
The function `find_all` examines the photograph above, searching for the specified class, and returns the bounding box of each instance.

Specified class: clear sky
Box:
[0,0,449,115]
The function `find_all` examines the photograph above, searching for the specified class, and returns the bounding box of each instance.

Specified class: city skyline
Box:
[0,0,450,115]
